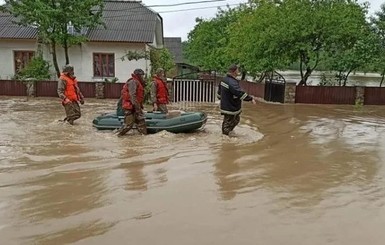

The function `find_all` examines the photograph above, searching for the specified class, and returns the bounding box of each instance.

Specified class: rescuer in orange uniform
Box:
[117,68,148,136]
[150,68,169,113]
[57,64,84,125]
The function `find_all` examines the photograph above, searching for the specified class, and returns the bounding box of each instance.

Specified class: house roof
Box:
[0,11,38,39]
[164,37,184,63]
[0,0,162,43]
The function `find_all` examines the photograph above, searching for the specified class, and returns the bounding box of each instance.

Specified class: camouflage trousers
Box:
[117,110,147,136]
[222,113,240,135]
[155,104,168,113]
[63,101,81,125]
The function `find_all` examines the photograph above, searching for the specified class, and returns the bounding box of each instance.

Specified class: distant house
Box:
[0,0,164,82]
[164,37,199,78]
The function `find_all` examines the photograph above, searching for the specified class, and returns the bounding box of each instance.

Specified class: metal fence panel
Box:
[78,82,95,98]
[104,83,124,99]
[172,79,217,102]
[0,80,27,96]
[296,86,355,104]
[35,81,58,97]
[364,87,385,105]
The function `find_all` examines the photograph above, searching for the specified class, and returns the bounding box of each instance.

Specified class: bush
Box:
[14,56,51,81]
[104,77,119,83]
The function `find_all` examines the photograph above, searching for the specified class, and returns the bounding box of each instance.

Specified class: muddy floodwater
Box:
[1,97,385,245]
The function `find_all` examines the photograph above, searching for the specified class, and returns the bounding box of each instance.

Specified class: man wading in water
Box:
[57,64,85,125]
[117,68,148,136]
[217,64,257,135]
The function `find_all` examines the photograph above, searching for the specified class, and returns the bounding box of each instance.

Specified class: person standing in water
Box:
[57,64,84,125]
[217,64,257,135]
[117,68,148,136]
[151,68,169,113]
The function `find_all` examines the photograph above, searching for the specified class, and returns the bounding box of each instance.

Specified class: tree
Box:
[55,0,104,65]
[5,0,104,77]
[185,0,370,85]
[150,48,175,76]
[121,48,175,76]
[273,0,369,85]
[226,0,286,80]
[325,31,378,86]
[185,5,243,72]
[13,54,51,100]
[370,4,385,87]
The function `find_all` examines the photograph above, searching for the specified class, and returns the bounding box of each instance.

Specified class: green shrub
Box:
[14,56,51,81]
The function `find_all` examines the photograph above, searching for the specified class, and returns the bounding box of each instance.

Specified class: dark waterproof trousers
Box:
[222,113,240,135]
[117,110,147,136]
[63,101,81,125]
[155,104,168,113]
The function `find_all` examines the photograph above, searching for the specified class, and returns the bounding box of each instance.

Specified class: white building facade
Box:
[0,0,164,82]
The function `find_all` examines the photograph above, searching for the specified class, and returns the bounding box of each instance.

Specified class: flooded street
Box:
[1,96,385,245]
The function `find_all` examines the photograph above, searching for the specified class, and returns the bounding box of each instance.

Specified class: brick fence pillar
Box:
[284,81,296,103]
[95,82,105,99]
[355,86,365,105]
[26,81,36,97]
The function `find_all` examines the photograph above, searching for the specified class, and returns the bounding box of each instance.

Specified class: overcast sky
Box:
[1,0,384,41]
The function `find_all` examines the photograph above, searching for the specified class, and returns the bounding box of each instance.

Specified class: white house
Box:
[0,0,164,82]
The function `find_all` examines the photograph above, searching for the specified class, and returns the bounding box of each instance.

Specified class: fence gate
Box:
[172,79,217,102]
[264,78,286,103]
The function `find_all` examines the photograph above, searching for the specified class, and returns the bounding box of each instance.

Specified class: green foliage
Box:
[370,4,385,86]
[326,32,379,86]
[121,48,175,77]
[185,0,373,85]
[318,73,336,86]
[227,0,284,76]
[354,97,364,110]
[5,0,104,75]
[121,50,149,61]
[14,56,51,81]
[317,1,374,86]
[150,48,175,76]
[104,77,119,83]
[185,5,244,72]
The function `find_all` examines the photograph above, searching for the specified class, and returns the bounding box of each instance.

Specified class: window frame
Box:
[14,50,35,74]
[93,53,115,77]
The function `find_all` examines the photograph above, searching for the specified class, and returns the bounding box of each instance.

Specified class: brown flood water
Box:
[0,97,385,245]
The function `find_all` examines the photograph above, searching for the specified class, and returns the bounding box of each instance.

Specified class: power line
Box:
[0,3,241,24]
[102,4,241,19]
[90,1,236,12]
[0,2,245,24]
[158,4,239,14]
[146,0,227,8]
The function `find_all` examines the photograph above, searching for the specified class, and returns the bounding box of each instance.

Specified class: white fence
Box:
[172,79,217,103]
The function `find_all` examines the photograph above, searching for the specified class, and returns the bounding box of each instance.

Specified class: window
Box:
[93,53,115,77]
[14,51,35,74]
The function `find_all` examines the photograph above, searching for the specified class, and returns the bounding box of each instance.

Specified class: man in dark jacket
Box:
[217,64,256,135]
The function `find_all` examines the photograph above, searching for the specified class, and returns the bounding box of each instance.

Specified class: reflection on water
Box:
[1,97,385,245]
[24,220,116,245]
[17,170,106,221]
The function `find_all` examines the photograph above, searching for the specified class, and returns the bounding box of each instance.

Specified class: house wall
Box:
[0,40,150,82]
[42,41,149,82]
[0,39,38,79]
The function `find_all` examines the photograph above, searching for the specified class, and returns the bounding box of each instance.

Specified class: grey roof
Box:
[0,12,38,39]
[0,0,161,43]
[164,37,184,63]
[88,1,160,42]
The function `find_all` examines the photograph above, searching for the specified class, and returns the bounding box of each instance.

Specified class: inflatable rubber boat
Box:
[92,111,207,134]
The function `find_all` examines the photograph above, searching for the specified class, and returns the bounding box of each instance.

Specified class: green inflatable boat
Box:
[92,111,208,134]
